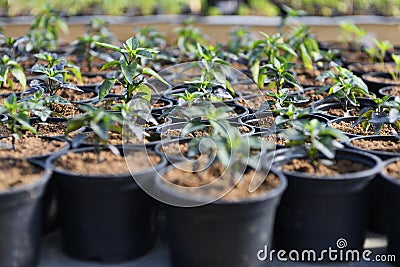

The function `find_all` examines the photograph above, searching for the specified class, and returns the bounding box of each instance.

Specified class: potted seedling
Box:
[268,118,381,253]
[330,95,399,137]
[379,157,400,262]
[95,36,168,104]
[155,112,286,267]
[0,54,27,94]
[313,65,372,119]
[286,24,320,71]
[70,18,116,72]
[0,155,51,267]
[0,92,69,160]
[247,32,296,86]
[47,124,167,262]
[25,5,69,53]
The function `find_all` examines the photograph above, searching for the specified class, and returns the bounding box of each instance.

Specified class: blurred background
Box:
[2,0,400,17]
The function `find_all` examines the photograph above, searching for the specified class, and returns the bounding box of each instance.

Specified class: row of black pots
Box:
[4,134,400,266]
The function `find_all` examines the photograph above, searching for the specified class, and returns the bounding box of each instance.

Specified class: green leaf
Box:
[181,121,206,136]
[90,121,108,141]
[95,42,122,52]
[10,67,26,89]
[120,60,137,84]
[136,83,151,101]
[101,60,120,70]
[137,50,153,59]
[125,37,139,51]
[98,78,116,102]
[312,138,335,159]
[66,119,86,134]
[142,67,169,85]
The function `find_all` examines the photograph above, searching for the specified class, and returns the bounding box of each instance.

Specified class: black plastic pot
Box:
[380,158,400,266]
[362,71,400,95]
[0,158,51,267]
[270,148,381,253]
[157,166,287,267]
[46,146,167,262]
[346,135,400,234]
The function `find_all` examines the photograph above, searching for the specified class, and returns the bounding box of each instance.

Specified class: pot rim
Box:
[379,157,400,186]
[46,145,167,179]
[0,158,51,197]
[156,162,288,206]
[347,135,400,158]
[270,148,382,181]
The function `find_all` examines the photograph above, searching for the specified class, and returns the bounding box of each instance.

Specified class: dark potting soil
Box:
[351,138,400,153]
[162,160,280,202]
[0,136,66,158]
[282,158,367,176]
[0,158,43,191]
[55,150,161,176]
[331,120,397,136]
[56,88,97,102]
[384,160,400,179]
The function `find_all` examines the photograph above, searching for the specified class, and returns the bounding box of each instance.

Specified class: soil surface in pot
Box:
[67,75,104,86]
[295,69,332,86]
[326,108,361,117]
[349,62,395,73]
[163,124,251,138]
[0,136,66,158]
[282,158,367,175]
[351,138,400,153]
[331,120,398,136]
[236,95,272,111]
[364,74,399,85]
[303,88,329,102]
[161,142,189,157]
[83,131,160,145]
[55,150,161,176]
[162,161,280,202]
[382,86,400,96]
[0,82,25,95]
[30,120,68,137]
[0,158,44,191]
[50,103,84,118]
[383,160,400,179]
[56,88,97,102]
